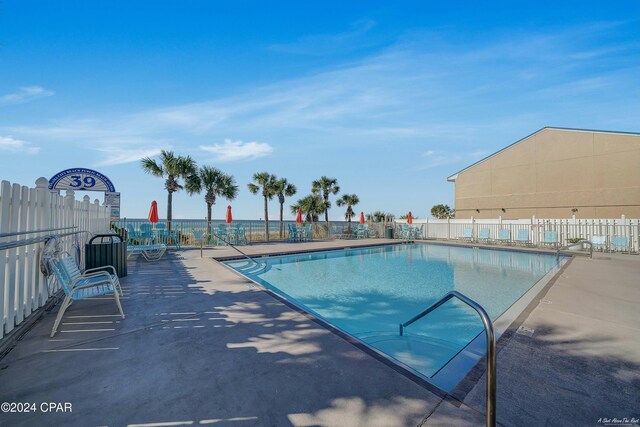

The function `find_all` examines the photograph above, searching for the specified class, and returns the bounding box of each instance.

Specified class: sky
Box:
[1,1,639,221]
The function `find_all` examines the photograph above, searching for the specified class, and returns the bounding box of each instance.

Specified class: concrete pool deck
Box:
[0,239,638,426]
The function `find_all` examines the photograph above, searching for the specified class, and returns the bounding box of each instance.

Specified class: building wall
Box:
[452,129,640,219]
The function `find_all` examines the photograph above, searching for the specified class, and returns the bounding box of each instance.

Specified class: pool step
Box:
[355,331,461,378]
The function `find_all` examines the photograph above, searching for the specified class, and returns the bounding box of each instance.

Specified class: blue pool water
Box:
[225,244,561,390]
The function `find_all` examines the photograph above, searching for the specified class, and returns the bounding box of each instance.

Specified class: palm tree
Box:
[273,178,297,239]
[186,166,238,236]
[290,194,326,223]
[247,172,277,241]
[336,194,359,231]
[311,176,340,228]
[141,150,197,230]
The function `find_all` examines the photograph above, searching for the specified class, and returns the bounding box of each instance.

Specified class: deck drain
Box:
[540,299,552,305]
[516,326,535,337]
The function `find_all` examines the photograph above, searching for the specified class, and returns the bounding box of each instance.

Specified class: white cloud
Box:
[0,86,54,106]
[200,139,273,162]
[93,144,168,166]
[0,135,40,154]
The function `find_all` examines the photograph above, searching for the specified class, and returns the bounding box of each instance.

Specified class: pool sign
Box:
[49,168,120,220]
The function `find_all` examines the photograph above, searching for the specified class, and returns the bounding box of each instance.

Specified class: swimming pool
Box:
[224,243,563,391]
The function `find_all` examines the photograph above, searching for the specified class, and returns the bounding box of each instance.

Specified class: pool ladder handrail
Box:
[399,290,496,427]
[556,239,593,259]
[215,234,266,272]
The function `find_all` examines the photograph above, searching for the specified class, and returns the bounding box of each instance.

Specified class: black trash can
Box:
[85,234,127,277]
[384,227,394,239]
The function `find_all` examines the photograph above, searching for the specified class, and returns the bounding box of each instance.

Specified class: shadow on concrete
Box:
[0,252,440,427]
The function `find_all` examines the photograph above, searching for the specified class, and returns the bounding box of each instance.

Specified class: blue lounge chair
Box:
[591,235,607,251]
[514,229,530,246]
[355,224,367,239]
[611,236,629,252]
[48,257,124,337]
[497,229,510,244]
[478,228,491,243]
[461,227,473,242]
[542,230,559,248]
[411,225,424,240]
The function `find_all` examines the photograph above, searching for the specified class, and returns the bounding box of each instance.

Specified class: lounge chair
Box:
[59,254,123,296]
[496,229,510,245]
[514,229,530,246]
[478,228,491,243]
[591,235,607,251]
[461,227,474,242]
[48,256,124,337]
[610,236,629,252]
[139,223,155,244]
[355,224,368,239]
[158,229,180,249]
[127,242,167,261]
[542,230,559,248]
[331,225,346,239]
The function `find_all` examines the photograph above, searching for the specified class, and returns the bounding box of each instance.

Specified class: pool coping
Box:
[213,241,574,403]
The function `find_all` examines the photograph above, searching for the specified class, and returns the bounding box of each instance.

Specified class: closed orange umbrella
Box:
[296,209,303,224]
[359,212,365,224]
[407,211,413,225]
[226,205,233,224]
[148,201,159,224]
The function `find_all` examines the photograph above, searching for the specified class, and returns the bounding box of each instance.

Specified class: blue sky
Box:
[1,1,639,220]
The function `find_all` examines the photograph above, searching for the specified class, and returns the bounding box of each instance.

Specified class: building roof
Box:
[446,126,640,182]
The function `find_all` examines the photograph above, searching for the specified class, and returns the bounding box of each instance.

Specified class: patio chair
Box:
[139,223,155,244]
[542,230,560,248]
[496,229,510,245]
[410,225,424,240]
[214,224,230,245]
[355,224,367,239]
[610,236,629,252]
[478,228,491,243]
[591,235,607,251]
[514,229,531,246]
[399,224,410,239]
[48,257,124,337]
[297,224,312,241]
[461,227,474,242]
[287,224,300,242]
[233,225,248,245]
[158,229,180,249]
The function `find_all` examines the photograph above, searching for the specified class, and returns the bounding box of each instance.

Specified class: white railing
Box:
[395,216,639,253]
[0,177,111,340]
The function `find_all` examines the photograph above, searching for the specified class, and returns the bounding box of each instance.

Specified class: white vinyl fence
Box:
[0,177,111,340]
[396,216,639,253]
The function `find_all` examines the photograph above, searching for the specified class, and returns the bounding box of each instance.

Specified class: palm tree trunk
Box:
[167,191,173,230]
[279,202,284,239]
[207,203,212,237]
[263,195,269,242]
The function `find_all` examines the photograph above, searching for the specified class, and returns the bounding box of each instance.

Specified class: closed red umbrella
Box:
[407,211,413,225]
[359,212,365,224]
[226,205,233,224]
[296,209,303,224]
[148,201,159,224]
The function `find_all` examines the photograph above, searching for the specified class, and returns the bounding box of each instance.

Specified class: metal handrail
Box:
[0,230,88,251]
[214,234,264,270]
[0,226,77,239]
[399,291,496,427]
[557,239,593,259]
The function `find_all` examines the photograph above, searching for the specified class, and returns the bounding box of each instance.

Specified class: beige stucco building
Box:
[447,127,640,219]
